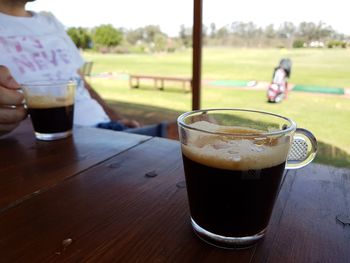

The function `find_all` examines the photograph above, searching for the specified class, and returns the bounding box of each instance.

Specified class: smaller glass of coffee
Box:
[21,80,76,141]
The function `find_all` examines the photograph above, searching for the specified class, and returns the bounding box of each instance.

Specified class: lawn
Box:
[82,48,350,168]
[84,48,350,87]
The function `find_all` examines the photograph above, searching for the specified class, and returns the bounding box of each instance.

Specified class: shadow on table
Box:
[105,99,350,169]
[315,142,350,169]
[105,99,182,125]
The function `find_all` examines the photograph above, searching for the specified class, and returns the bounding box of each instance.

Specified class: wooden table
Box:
[1,120,349,262]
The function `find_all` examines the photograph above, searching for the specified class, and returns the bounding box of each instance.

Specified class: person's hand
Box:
[119,118,141,128]
[0,66,27,137]
[106,110,141,128]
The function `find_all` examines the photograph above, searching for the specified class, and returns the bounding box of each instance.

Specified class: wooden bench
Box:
[129,74,192,93]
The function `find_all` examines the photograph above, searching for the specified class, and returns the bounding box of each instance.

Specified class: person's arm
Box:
[78,71,140,128]
[0,66,27,137]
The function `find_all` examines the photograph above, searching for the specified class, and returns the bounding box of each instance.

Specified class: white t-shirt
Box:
[0,11,110,126]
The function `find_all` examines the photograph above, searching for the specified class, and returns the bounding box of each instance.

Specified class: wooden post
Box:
[192,0,202,110]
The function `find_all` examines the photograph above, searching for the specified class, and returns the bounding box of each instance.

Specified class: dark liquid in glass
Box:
[28,105,74,134]
[182,154,286,237]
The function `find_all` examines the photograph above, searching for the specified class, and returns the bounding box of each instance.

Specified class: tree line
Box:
[67,21,349,53]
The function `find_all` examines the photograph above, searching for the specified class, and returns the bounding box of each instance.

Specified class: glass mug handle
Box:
[286,128,318,169]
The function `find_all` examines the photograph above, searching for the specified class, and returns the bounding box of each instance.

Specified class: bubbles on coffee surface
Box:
[182,121,291,170]
[25,95,74,108]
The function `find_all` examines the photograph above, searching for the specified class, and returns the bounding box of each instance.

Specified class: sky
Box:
[27,0,350,36]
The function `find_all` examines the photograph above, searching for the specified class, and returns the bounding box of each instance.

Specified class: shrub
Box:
[327,40,347,49]
[293,39,304,48]
[93,24,123,48]
[67,27,92,49]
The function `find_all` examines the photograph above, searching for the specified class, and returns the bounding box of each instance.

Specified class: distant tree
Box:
[230,21,260,39]
[143,25,166,43]
[296,21,336,43]
[314,22,334,40]
[297,22,317,41]
[154,34,167,52]
[202,24,208,45]
[123,20,347,50]
[93,24,123,47]
[216,26,229,39]
[264,24,276,39]
[231,21,245,37]
[210,22,216,38]
[125,26,166,46]
[125,28,144,45]
[277,22,296,39]
[67,27,92,49]
[179,24,192,47]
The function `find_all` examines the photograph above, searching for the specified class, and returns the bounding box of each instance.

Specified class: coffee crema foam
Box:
[25,96,74,108]
[182,121,291,170]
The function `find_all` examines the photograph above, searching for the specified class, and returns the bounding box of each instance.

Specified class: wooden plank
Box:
[0,138,254,263]
[253,164,350,263]
[0,120,150,212]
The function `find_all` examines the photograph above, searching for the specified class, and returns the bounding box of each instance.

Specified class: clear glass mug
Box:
[21,80,76,141]
[177,108,317,249]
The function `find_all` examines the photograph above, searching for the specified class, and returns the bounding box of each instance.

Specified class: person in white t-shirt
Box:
[0,0,166,137]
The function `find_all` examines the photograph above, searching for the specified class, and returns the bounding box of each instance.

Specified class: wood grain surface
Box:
[0,120,149,212]
[0,123,349,263]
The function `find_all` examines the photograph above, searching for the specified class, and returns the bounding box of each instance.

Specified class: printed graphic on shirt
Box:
[0,34,77,81]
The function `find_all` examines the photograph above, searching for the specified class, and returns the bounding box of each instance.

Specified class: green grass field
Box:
[85,48,350,87]
[83,48,350,168]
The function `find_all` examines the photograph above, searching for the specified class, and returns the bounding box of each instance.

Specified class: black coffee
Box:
[28,105,74,134]
[182,154,285,237]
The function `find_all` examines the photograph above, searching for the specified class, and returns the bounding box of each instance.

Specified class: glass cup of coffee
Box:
[177,108,317,249]
[21,80,76,141]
